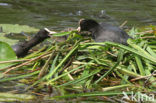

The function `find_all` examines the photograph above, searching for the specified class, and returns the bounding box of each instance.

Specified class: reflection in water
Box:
[0,0,156,30]
[0,3,9,6]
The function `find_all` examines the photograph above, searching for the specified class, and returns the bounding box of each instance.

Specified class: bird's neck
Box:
[90,26,101,39]
[24,35,48,49]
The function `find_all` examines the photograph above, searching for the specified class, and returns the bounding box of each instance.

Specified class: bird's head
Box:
[77,19,99,32]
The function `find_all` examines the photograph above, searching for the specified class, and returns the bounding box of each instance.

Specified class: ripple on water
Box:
[0,3,9,6]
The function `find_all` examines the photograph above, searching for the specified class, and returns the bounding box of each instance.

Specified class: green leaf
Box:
[0,41,17,69]
[0,24,39,34]
[52,31,71,36]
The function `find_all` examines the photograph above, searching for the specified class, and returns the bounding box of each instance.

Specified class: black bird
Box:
[78,19,130,45]
[12,28,54,57]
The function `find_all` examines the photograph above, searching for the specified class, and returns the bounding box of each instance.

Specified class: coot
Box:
[12,28,52,57]
[78,19,130,45]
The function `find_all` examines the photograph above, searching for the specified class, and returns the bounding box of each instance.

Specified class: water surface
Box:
[0,0,156,30]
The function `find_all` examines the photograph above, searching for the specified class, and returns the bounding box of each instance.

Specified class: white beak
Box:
[44,28,57,34]
[77,27,81,32]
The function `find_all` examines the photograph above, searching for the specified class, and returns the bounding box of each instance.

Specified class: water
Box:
[0,0,156,102]
[0,0,156,31]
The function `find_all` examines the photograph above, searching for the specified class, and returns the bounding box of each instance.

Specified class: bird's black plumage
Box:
[12,29,50,57]
[79,19,130,45]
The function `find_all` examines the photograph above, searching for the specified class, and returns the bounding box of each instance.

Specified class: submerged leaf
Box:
[0,33,18,45]
[0,24,39,34]
[0,24,39,45]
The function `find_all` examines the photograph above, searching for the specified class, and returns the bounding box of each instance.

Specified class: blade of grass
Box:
[116,71,131,84]
[94,49,124,84]
[81,42,156,63]
[57,69,101,87]
[117,66,142,78]
[46,42,79,79]
[26,42,79,89]
[146,46,156,58]
[47,62,93,84]
[49,91,131,99]
[46,52,60,80]
[135,56,145,76]
[38,50,55,79]
[102,84,132,91]
[127,40,156,63]
[0,70,39,82]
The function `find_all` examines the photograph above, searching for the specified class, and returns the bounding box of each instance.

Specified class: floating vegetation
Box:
[0,24,156,102]
[0,93,35,102]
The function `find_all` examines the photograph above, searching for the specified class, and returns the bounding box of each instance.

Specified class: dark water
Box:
[0,0,156,31]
